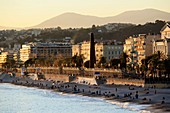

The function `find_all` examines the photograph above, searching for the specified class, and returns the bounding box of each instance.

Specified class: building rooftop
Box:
[160,22,170,32]
[36,43,71,47]
[155,39,164,42]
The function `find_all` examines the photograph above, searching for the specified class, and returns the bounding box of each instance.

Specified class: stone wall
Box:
[76,77,97,85]
[15,72,69,83]
[144,84,170,88]
[106,78,145,87]
[44,74,69,82]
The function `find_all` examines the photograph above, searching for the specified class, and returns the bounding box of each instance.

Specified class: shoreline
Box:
[0,82,149,113]
[1,74,170,113]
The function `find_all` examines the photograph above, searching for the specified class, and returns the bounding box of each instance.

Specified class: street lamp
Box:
[108,63,111,68]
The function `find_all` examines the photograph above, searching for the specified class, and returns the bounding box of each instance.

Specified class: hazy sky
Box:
[0,0,170,27]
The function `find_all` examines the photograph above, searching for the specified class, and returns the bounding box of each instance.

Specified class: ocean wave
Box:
[106,100,151,113]
[57,91,151,113]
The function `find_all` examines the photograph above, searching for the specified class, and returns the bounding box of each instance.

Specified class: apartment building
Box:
[103,42,123,62]
[0,52,8,65]
[0,51,14,68]
[77,41,123,63]
[20,43,35,63]
[20,42,72,63]
[153,22,170,59]
[81,41,90,62]
[33,43,72,58]
[124,34,160,66]
[124,36,138,65]
[72,43,81,56]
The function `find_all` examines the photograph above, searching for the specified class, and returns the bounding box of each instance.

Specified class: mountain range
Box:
[1,8,170,30]
[34,8,170,28]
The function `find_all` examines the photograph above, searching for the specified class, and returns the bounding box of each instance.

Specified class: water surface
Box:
[0,83,148,113]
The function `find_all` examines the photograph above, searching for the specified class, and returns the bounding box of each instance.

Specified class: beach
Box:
[0,73,170,113]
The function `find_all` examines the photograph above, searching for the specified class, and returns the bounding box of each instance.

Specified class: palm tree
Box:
[71,54,84,68]
[76,54,84,68]
[120,52,128,70]
[35,58,45,67]
[24,58,36,67]
[164,59,170,82]
[97,56,106,68]
[146,51,164,83]
[109,59,120,69]
[140,59,148,79]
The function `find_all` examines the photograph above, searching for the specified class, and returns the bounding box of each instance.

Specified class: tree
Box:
[53,58,63,67]
[143,51,164,83]
[120,52,128,69]
[164,59,170,80]
[97,56,106,68]
[109,59,120,68]
[24,58,36,67]
[71,54,84,68]
[84,60,90,68]
[35,58,46,67]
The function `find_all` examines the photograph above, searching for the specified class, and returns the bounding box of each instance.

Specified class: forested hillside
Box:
[34,20,165,43]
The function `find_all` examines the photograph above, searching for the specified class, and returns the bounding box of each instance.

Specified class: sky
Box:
[0,0,170,27]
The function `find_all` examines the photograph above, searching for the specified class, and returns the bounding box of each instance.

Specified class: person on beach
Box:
[135,91,138,99]
[51,82,55,89]
[161,97,165,104]
[135,93,138,99]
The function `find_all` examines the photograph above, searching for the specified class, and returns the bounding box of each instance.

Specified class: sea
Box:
[0,83,150,113]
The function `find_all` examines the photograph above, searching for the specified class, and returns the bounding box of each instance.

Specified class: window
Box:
[168,32,170,37]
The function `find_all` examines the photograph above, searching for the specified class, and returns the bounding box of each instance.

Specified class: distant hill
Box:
[0,20,166,48]
[34,20,165,44]
[34,8,170,28]
[34,13,106,28]
[1,8,170,30]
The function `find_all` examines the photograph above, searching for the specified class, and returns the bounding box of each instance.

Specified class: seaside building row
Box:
[124,22,170,67]
[0,22,170,68]
[0,39,124,68]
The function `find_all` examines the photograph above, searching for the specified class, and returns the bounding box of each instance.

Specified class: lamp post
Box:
[118,63,120,69]
[108,63,110,68]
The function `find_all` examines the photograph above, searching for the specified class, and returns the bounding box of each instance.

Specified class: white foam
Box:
[106,100,151,113]
[57,91,151,113]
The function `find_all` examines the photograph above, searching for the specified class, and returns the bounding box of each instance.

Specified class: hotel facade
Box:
[20,42,72,63]
[72,41,123,63]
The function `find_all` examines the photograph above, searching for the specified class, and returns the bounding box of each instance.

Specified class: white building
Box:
[72,43,81,56]
[20,42,72,63]
[153,22,170,59]
[20,43,34,63]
